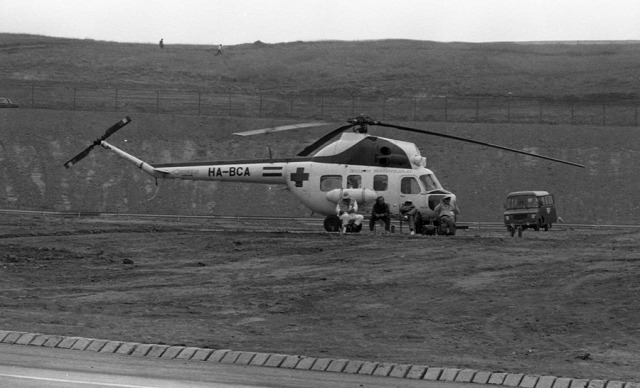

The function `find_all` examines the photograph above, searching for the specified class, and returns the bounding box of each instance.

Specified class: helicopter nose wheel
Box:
[323,215,342,232]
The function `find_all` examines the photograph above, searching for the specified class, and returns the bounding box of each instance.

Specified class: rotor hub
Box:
[347,116,379,133]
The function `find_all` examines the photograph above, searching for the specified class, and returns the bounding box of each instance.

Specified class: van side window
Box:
[320,175,342,192]
[373,175,388,191]
[401,177,421,194]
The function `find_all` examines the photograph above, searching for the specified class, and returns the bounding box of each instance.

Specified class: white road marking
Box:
[0,372,156,387]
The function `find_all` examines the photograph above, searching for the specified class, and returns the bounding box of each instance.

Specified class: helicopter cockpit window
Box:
[400,177,421,194]
[347,175,361,189]
[373,175,388,191]
[419,174,439,191]
[320,175,342,192]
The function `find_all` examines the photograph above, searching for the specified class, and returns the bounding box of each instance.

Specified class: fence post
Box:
[539,99,542,124]
[351,95,355,116]
[444,97,448,122]
[412,98,417,121]
[571,101,574,125]
[475,99,479,122]
[382,98,386,120]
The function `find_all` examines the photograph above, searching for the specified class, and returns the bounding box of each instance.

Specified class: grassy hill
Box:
[2,33,640,99]
[1,34,640,224]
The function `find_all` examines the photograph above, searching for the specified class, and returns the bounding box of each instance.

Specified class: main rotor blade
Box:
[234,122,332,136]
[63,116,132,169]
[376,121,585,168]
[297,123,356,157]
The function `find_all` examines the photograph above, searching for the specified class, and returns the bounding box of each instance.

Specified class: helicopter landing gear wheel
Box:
[323,215,342,232]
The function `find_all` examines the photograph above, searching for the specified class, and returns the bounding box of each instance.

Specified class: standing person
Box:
[434,195,460,235]
[215,43,223,55]
[159,39,164,49]
[336,192,364,234]
[369,196,391,234]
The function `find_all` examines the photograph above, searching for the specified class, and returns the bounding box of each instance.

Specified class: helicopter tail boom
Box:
[101,141,169,178]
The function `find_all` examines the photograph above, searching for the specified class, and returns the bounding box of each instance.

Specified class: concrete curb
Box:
[1,330,638,387]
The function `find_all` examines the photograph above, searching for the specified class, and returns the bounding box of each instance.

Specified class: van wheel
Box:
[533,224,540,232]
[544,223,549,231]
[323,215,341,232]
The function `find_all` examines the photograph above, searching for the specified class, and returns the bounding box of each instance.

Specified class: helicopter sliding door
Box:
[399,176,427,210]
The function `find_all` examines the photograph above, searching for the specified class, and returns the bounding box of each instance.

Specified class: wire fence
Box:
[2,83,639,126]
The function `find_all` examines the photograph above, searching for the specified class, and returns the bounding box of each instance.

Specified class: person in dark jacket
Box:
[369,196,391,234]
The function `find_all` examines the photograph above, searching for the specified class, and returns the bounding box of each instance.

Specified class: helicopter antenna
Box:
[147,182,161,201]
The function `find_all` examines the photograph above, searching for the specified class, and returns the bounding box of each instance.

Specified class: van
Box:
[503,191,557,237]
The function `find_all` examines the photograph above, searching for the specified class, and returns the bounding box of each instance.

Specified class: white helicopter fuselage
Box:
[101,131,455,218]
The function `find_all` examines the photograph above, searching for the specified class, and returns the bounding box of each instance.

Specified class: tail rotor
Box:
[63,116,132,169]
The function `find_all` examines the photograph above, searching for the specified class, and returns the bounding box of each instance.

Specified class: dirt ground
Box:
[1,212,639,382]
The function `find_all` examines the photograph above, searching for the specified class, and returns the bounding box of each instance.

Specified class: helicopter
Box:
[63,115,584,232]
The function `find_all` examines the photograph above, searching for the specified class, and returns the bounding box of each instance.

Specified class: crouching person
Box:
[336,192,364,234]
[434,195,460,235]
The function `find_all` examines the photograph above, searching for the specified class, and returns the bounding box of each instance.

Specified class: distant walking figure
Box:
[159,39,164,49]
[215,44,222,55]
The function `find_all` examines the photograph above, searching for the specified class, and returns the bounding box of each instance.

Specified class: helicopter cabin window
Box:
[400,177,421,194]
[320,175,342,192]
[419,174,438,191]
[347,175,361,188]
[373,175,388,191]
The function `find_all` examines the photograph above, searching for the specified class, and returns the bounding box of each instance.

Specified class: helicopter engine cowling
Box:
[377,153,408,167]
[326,188,378,205]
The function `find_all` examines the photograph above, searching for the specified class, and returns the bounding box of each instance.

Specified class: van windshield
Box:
[506,195,539,209]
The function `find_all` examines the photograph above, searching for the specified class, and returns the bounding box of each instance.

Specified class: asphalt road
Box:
[0,344,481,388]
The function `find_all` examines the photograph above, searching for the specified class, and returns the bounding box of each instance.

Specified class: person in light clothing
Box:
[434,195,460,235]
[336,192,364,234]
